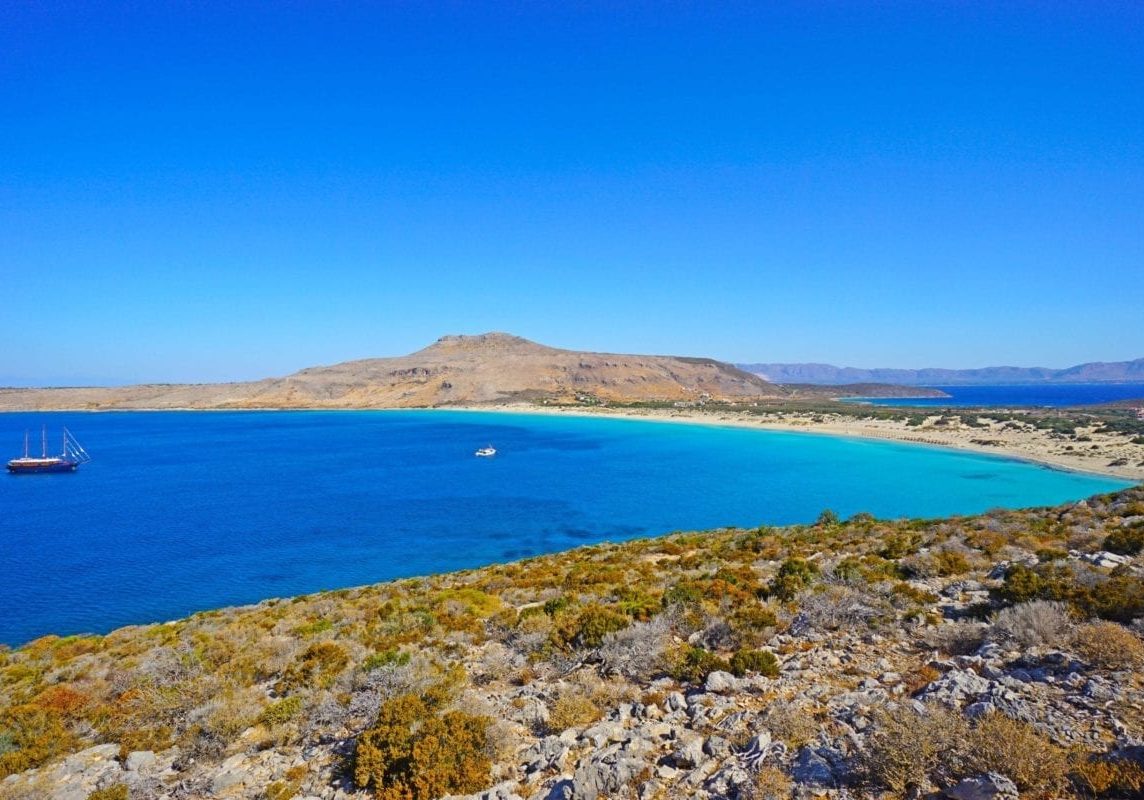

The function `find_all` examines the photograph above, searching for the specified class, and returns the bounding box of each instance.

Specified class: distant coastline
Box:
[449,404,1144,482]
[2,401,1142,481]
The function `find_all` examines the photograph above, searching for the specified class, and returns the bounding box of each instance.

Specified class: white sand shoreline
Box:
[450,404,1144,483]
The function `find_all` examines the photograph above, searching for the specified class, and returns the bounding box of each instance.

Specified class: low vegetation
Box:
[0,486,1141,799]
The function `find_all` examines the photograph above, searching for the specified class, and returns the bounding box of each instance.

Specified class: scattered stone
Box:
[703,670,737,693]
[945,772,1019,800]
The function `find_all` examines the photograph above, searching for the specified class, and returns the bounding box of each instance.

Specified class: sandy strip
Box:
[452,404,1144,482]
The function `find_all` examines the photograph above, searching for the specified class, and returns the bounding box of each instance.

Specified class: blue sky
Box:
[2,2,1142,385]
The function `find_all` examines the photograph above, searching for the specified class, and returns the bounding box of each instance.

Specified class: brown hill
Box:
[0,333,785,410]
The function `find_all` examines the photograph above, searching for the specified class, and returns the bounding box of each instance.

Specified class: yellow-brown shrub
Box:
[1072,621,1144,670]
[352,693,491,800]
[546,693,601,733]
[276,642,349,692]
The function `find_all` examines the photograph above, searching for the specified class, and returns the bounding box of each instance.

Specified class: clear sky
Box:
[2,2,1142,385]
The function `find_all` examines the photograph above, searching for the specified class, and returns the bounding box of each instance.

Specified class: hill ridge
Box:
[0,333,784,410]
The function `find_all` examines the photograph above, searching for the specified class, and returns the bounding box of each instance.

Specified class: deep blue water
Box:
[848,383,1144,408]
[0,410,1132,646]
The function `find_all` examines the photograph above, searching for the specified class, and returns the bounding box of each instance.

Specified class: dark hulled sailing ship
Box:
[7,427,91,473]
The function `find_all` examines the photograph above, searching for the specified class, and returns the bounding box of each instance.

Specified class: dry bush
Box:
[990,600,1074,648]
[546,692,601,734]
[597,615,672,681]
[276,642,349,692]
[1072,621,1144,669]
[901,548,971,579]
[1070,755,1144,797]
[864,704,972,795]
[903,664,942,696]
[0,703,77,778]
[864,706,1068,796]
[794,584,891,631]
[921,621,988,656]
[179,687,263,762]
[756,701,819,748]
[694,617,740,651]
[967,712,1068,795]
[739,765,793,800]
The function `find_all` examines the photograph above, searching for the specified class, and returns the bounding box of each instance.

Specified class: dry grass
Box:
[546,692,602,734]
[1072,621,1144,669]
[864,707,1069,797]
[739,765,794,800]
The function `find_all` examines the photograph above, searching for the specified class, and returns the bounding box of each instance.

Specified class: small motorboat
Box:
[474,445,496,457]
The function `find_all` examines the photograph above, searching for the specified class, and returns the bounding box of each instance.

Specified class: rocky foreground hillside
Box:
[3,489,1144,800]
[0,334,784,410]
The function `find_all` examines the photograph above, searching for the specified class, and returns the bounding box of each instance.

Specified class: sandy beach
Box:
[459,403,1144,482]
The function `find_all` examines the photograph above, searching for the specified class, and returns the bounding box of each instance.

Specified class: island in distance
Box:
[0,333,944,411]
[741,358,1144,386]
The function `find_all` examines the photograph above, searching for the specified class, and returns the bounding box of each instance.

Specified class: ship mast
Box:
[24,430,29,458]
[41,425,46,458]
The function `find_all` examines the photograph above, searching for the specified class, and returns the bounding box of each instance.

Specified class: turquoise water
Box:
[0,410,1132,645]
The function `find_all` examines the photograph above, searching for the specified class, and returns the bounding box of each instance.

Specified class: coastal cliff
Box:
[2,488,1143,800]
[0,333,785,410]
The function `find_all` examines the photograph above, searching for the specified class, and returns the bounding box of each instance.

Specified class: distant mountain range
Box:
[0,333,789,410]
[738,358,1144,386]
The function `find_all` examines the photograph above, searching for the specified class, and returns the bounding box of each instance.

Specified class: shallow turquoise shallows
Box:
[0,410,1133,645]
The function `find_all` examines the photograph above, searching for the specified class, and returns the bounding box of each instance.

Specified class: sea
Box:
[849,383,1144,408]
[0,410,1133,646]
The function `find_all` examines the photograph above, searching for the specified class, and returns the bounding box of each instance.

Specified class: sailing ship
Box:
[7,427,91,474]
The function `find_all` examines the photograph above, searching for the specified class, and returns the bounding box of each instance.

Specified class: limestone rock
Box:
[945,772,1020,800]
[704,670,737,693]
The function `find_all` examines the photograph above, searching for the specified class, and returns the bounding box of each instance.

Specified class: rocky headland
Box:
[3,487,1143,800]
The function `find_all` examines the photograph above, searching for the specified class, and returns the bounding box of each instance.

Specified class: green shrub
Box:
[352,693,491,800]
[669,646,730,684]
[815,509,840,527]
[768,558,818,601]
[729,649,779,678]
[362,649,411,672]
[258,696,303,727]
[86,787,129,800]
[931,550,970,576]
[661,582,704,608]
[1104,526,1144,556]
[550,604,630,651]
[262,781,299,800]
[615,587,660,621]
[542,596,571,616]
[294,618,333,636]
[998,563,1144,623]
